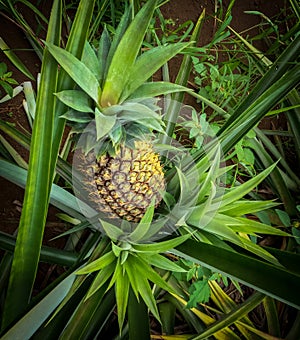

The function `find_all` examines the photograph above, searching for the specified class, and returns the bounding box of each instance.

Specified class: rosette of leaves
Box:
[45,0,291,334]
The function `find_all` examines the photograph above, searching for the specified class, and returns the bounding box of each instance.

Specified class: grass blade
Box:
[192,292,265,340]
[0,37,34,80]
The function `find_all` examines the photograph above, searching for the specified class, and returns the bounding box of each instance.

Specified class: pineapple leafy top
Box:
[46,0,191,154]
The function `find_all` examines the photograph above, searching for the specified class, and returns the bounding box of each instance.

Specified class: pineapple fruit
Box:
[78,140,165,223]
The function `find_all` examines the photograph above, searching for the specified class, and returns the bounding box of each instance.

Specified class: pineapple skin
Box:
[78,141,165,223]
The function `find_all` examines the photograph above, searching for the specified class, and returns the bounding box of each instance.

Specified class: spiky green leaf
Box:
[132,234,191,253]
[76,250,115,275]
[121,42,191,101]
[128,81,191,99]
[101,0,157,106]
[46,42,101,104]
[95,107,116,140]
[55,90,94,113]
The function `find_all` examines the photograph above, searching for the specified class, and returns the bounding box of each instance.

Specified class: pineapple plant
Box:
[44,1,292,332]
[47,0,191,231]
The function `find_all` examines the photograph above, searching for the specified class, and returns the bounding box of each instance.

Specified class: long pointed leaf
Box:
[128,288,151,340]
[50,0,96,177]
[1,0,62,328]
[101,0,157,106]
[218,33,300,135]
[0,272,76,340]
[174,240,300,309]
[128,81,191,100]
[121,42,190,101]
[115,269,130,330]
[46,43,101,104]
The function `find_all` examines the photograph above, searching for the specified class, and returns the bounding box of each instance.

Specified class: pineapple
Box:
[48,0,190,225]
[77,140,165,223]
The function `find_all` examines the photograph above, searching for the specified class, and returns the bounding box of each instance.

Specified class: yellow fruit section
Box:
[80,141,165,223]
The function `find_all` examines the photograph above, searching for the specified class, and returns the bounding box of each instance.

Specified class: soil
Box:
[0,0,293,334]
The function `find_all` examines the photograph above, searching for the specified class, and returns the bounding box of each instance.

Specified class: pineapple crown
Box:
[46,0,191,155]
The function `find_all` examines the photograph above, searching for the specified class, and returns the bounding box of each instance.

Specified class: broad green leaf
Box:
[95,108,116,140]
[187,279,211,308]
[101,0,157,106]
[0,85,23,103]
[46,42,101,104]
[121,42,190,101]
[0,81,13,98]
[128,288,151,340]
[55,90,94,113]
[76,250,116,275]
[60,109,92,123]
[82,40,101,78]
[128,81,191,100]
[174,239,300,309]
[263,246,300,275]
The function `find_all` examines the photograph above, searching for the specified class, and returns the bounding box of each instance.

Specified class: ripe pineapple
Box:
[49,0,189,225]
[78,140,165,223]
